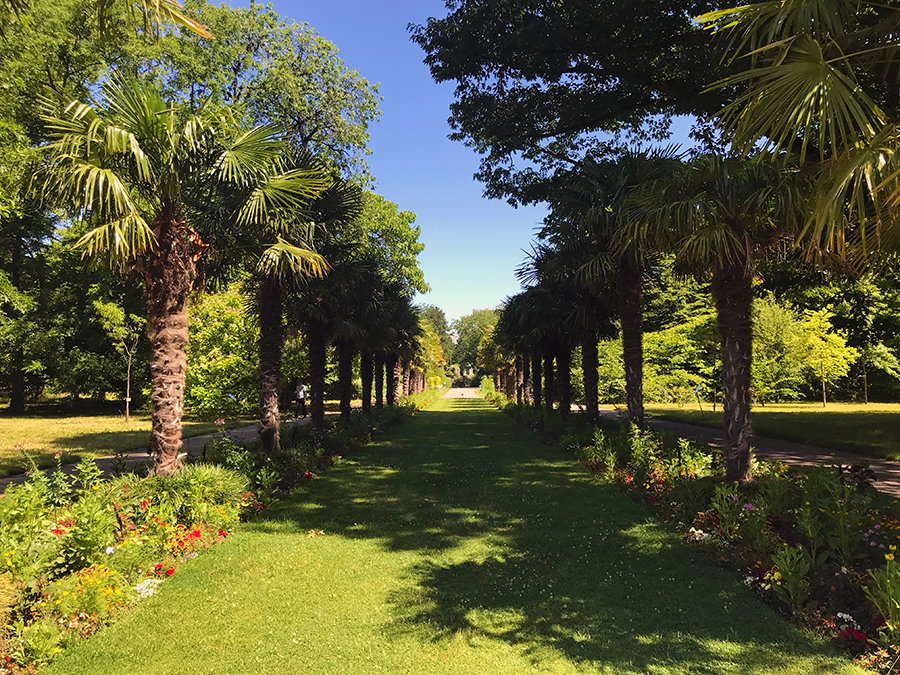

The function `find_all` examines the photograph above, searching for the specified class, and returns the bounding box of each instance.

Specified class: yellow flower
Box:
[887,553,895,561]
[891,545,897,551]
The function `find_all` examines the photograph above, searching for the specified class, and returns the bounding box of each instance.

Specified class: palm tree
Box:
[202,149,329,455]
[542,149,682,427]
[697,0,900,262]
[623,154,808,482]
[41,74,319,474]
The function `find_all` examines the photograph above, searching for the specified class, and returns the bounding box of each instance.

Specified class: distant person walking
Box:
[295,383,307,418]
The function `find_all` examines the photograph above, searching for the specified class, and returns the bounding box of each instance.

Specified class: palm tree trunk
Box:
[393,357,404,403]
[523,354,531,404]
[558,346,571,421]
[515,355,524,404]
[374,352,385,408]
[403,361,411,399]
[531,353,542,408]
[582,332,599,424]
[257,276,283,455]
[360,350,373,413]
[337,339,353,422]
[306,319,327,432]
[544,348,555,412]
[618,257,645,427]
[146,214,194,475]
[712,259,753,484]
[386,354,397,406]
[504,364,516,398]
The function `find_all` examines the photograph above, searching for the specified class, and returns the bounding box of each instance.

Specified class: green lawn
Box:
[637,401,900,460]
[0,406,252,477]
[44,396,863,674]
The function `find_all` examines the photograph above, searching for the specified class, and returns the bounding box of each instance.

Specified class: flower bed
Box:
[495,399,900,674]
[0,456,248,671]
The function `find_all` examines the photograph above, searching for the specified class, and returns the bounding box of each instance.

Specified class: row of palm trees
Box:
[39,74,429,474]
[484,0,900,484]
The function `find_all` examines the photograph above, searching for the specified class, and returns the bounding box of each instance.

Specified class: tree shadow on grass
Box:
[254,398,857,674]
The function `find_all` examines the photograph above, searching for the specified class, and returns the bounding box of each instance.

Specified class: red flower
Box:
[165,568,174,577]
[218,529,228,538]
[52,528,63,537]
[190,529,201,540]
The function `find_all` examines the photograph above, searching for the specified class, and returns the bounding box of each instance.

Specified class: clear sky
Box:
[266,0,549,323]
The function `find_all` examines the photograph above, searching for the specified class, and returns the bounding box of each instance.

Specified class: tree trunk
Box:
[337,339,353,422]
[618,257,644,427]
[821,373,827,408]
[374,352,385,408]
[531,353,542,408]
[505,364,515,398]
[558,346,571,421]
[863,361,869,404]
[360,350,373,413]
[712,258,753,484]
[582,332,599,424]
[523,354,532,404]
[386,354,397,406]
[515,355,524,405]
[403,361,411,399]
[306,319,327,432]
[257,276,283,455]
[145,211,196,475]
[393,357,404,403]
[7,243,24,414]
[544,348,555,412]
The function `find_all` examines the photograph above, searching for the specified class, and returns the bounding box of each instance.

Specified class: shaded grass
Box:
[638,402,900,460]
[0,409,252,477]
[44,397,864,675]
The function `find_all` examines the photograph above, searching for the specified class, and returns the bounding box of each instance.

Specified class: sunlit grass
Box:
[633,401,900,460]
[0,411,252,477]
[44,396,863,675]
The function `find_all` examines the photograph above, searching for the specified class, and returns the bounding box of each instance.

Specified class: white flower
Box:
[133,578,164,599]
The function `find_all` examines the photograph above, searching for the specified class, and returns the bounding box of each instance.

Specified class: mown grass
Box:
[0,406,252,477]
[44,396,863,675]
[639,401,900,460]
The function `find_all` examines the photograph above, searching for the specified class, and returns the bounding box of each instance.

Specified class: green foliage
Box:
[452,309,498,370]
[710,483,744,540]
[866,555,900,635]
[752,295,807,403]
[794,309,860,405]
[184,286,258,416]
[771,546,811,613]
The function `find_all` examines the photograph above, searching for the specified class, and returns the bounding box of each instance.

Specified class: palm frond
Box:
[235,169,327,227]
[712,34,883,161]
[73,212,155,260]
[215,125,286,185]
[257,237,328,279]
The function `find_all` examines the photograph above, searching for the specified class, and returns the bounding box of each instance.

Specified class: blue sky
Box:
[267,0,549,322]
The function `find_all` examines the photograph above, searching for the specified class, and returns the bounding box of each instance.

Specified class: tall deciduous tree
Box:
[410,0,727,204]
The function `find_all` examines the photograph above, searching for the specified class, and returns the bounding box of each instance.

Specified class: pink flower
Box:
[214,418,225,426]
[105,546,115,555]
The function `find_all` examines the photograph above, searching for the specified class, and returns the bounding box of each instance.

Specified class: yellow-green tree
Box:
[794,309,859,407]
